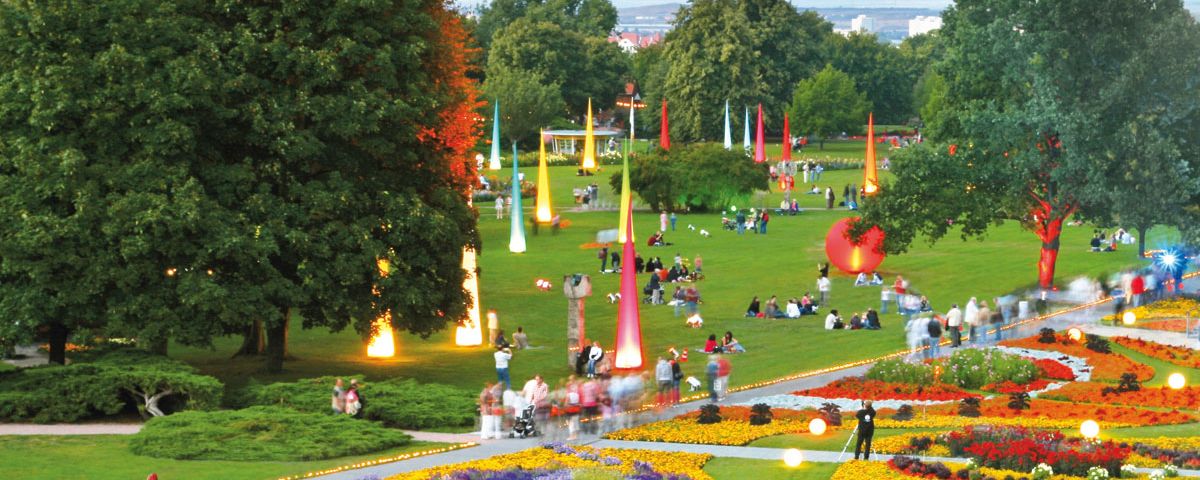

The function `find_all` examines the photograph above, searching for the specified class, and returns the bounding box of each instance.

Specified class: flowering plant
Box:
[1032,358,1077,380]
[922,398,1194,426]
[794,377,980,402]
[1111,337,1200,369]
[1087,465,1111,479]
[945,426,1130,476]
[1001,334,1154,381]
[1031,462,1054,480]
[1040,382,1200,409]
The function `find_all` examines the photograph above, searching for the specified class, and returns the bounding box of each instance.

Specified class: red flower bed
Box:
[794,377,980,402]
[1000,334,1154,381]
[1039,382,1200,409]
[982,379,1053,393]
[945,426,1130,477]
[925,398,1196,426]
[1031,358,1076,380]
[1112,336,1200,369]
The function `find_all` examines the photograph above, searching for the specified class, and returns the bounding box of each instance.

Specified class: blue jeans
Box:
[737,223,745,235]
[759,222,767,234]
[496,367,510,390]
[687,301,698,315]
[928,337,941,358]
[993,322,1003,341]
[881,299,890,313]
[674,301,682,317]
[670,218,676,231]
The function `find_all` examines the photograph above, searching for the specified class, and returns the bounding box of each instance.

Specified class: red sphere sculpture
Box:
[824,218,886,274]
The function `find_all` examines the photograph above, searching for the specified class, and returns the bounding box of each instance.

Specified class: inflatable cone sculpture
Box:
[509,143,526,253]
[743,107,751,152]
[782,113,792,161]
[456,244,483,346]
[618,134,633,244]
[614,204,644,369]
[488,100,502,170]
[535,129,552,222]
[583,99,596,170]
[660,100,670,150]
[864,112,880,196]
[723,100,732,150]
[754,104,766,163]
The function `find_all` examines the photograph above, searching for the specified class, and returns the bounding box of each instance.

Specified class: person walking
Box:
[672,286,685,317]
[655,357,672,405]
[495,195,504,220]
[825,187,834,209]
[669,212,677,231]
[715,354,732,401]
[685,286,700,316]
[660,211,668,232]
[670,358,683,405]
[989,300,1005,342]
[735,209,746,235]
[599,246,609,272]
[854,400,876,460]
[479,382,499,440]
[881,286,893,313]
[963,297,979,344]
[946,304,963,347]
[817,275,832,306]
[975,300,991,345]
[759,209,769,234]
[926,314,943,359]
[705,355,719,402]
[522,374,550,426]
[494,346,513,390]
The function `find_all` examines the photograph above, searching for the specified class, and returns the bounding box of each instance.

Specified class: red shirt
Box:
[894,279,907,295]
[717,357,731,377]
[703,339,717,353]
[1131,276,1145,295]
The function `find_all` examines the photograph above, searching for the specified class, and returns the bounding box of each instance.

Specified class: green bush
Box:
[865,358,936,386]
[0,349,222,423]
[241,376,475,429]
[128,406,411,461]
[942,348,1038,389]
[610,144,769,212]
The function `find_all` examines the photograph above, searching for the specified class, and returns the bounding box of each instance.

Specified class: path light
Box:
[1067,328,1083,341]
[1122,311,1136,325]
[1080,420,1100,439]
[808,418,827,435]
[1167,373,1186,390]
[782,448,804,467]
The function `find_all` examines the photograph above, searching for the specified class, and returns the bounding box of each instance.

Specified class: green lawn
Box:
[169,156,1163,398]
[703,457,842,480]
[1110,343,1200,388]
[0,435,449,480]
[0,362,15,372]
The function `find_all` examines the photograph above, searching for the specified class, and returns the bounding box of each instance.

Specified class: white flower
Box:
[1087,466,1111,480]
[1150,470,1165,480]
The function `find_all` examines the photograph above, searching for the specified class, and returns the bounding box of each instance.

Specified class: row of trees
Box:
[0,0,481,371]
[853,0,1200,288]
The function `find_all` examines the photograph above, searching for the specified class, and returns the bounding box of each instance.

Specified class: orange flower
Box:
[1040,382,1200,409]
[999,334,1154,381]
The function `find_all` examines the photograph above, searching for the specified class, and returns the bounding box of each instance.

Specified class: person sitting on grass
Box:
[764,295,783,318]
[849,312,864,330]
[722,331,746,353]
[703,334,721,353]
[745,296,761,317]
[870,272,884,285]
[855,272,869,286]
[825,309,844,330]
[786,298,802,318]
[865,308,882,329]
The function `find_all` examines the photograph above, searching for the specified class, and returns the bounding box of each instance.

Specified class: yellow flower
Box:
[605,417,817,446]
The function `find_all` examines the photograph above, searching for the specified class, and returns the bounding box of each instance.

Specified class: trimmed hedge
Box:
[0,349,222,423]
[128,406,411,461]
[241,376,475,430]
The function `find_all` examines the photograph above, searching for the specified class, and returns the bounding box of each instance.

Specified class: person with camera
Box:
[854,400,876,460]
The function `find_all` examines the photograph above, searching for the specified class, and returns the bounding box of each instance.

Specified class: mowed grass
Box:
[172,144,1164,397]
[703,457,841,480]
[0,435,447,480]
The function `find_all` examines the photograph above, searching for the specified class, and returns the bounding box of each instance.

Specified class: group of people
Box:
[478,371,650,441]
[1089,228,1135,252]
[571,183,600,207]
[745,294,821,318]
[701,331,746,354]
[330,378,364,416]
[724,208,770,235]
[823,308,883,330]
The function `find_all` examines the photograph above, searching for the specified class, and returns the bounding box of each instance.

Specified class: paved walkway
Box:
[0,423,143,435]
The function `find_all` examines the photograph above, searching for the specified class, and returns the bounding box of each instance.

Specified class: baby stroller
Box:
[510,404,538,438]
[721,217,737,231]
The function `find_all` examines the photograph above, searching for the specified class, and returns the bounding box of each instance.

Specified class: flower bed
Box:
[982,379,1054,394]
[604,406,817,446]
[1039,382,1200,409]
[921,398,1195,426]
[1000,334,1155,382]
[944,426,1130,477]
[793,377,980,402]
[1034,358,1078,381]
[831,458,1095,480]
[1102,298,1200,323]
[1112,336,1200,369]
[871,415,1123,430]
[872,431,952,457]
[387,444,713,480]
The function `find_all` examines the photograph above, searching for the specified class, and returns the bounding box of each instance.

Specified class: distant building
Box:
[606,31,663,53]
[851,14,875,33]
[908,16,943,37]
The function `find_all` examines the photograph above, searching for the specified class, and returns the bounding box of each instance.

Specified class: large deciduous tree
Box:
[787,65,870,149]
[482,66,566,146]
[853,0,1198,289]
[0,0,481,371]
[825,32,919,125]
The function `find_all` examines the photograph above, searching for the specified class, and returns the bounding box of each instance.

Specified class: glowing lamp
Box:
[366,315,396,358]
[782,448,804,467]
[1167,373,1186,390]
[1122,311,1136,325]
[165,267,177,277]
[824,217,886,274]
[1067,328,1083,341]
[808,418,827,435]
[1080,420,1100,439]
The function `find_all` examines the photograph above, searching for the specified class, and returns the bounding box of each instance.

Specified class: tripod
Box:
[837,424,857,461]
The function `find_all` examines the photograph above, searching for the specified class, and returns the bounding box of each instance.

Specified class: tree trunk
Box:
[47,322,69,365]
[265,308,289,373]
[1038,234,1061,289]
[819,138,825,150]
[234,319,264,357]
[138,389,172,418]
[1137,226,1147,258]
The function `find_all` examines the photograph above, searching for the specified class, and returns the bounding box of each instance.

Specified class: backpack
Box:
[927,319,942,337]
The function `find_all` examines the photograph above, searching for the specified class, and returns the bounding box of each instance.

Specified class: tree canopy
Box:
[854,0,1200,287]
[0,0,481,371]
[787,65,870,145]
[610,144,767,212]
[482,66,565,145]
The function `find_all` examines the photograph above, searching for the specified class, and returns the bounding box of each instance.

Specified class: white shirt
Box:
[817,277,831,292]
[494,350,511,368]
[946,307,963,327]
[786,302,801,318]
[882,288,893,300]
[824,313,839,330]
